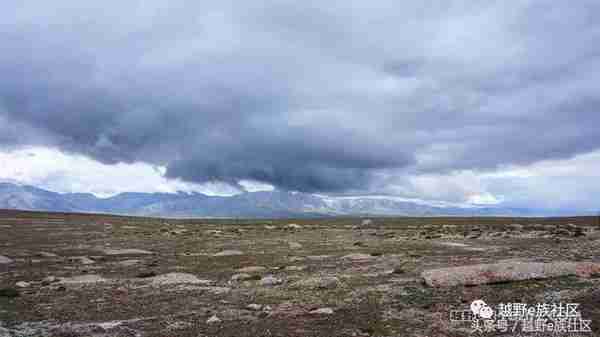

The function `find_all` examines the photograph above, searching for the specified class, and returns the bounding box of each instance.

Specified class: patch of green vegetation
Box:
[0,288,19,298]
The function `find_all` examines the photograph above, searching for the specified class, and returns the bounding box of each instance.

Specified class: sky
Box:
[1,1,599,212]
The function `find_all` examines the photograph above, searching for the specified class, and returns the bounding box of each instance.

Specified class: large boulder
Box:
[422,262,600,287]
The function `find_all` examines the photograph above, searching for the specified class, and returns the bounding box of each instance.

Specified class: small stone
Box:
[102,248,153,255]
[246,304,263,311]
[237,266,267,273]
[0,255,14,264]
[41,276,58,285]
[213,250,244,257]
[206,315,221,325]
[15,281,30,288]
[260,275,283,286]
[310,307,334,315]
[288,241,303,249]
[151,273,208,285]
[285,224,302,230]
[231,273,260,282]
[118,259,141,267]
[60,274,107,284]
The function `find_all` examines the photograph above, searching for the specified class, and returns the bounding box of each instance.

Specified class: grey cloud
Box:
[1,1,600,193]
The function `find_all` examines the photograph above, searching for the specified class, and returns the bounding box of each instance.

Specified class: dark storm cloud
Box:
[1,1,600,192]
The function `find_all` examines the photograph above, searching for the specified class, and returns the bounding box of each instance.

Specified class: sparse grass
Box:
[1,210,600,336]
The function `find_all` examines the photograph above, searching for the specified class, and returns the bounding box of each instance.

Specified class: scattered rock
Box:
[231,273,260,282]
[237,266,267,273]
[310,307,334,315]
[285,265,306,271]
[285,223,302,230]
[213,250,244,257]
[264,225,276,230]
[260,275,283,286]
[246,304,263,311]
[117,259,141,267]
[151,273,209,285]
[422,261,600,287]
[15,281,30,288]
[206,315,221,325]
[0,255,14,264]
[166,321,192,331]
[102,248,153,255]
[60,274,108,284]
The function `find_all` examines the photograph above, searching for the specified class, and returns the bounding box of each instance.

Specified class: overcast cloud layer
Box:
[1,1,600,208]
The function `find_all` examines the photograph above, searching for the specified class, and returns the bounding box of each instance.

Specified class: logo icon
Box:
[471,300,494,319]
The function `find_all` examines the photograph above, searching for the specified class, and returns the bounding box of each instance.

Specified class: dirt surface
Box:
[1,210,600,336]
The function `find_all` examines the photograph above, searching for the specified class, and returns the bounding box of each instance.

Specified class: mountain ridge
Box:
[0,182,575,218]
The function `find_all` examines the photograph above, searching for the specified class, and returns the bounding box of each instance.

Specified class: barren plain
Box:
[1,210,600,337]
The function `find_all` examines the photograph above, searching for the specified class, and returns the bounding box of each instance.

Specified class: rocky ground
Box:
[1,210,600,337]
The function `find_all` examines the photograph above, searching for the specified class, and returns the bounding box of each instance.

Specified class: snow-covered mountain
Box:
[0,182,559,217]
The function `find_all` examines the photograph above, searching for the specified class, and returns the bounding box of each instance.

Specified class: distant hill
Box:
[0,182,570,218]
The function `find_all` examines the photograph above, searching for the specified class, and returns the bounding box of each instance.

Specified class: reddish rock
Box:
[422,262,600,287]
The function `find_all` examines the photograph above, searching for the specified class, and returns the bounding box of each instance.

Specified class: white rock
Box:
[102,248,153,255]
[231,273,254,281]
[117,259,141,267]
[15,281,30,288]
[0,255,14,264]
[206,315,221,324]
[237,266,266,273]
[151,273,207,285]
[246,304,263,311]
[60,274,107,284]
[286,224,302,230]
[213,250,244,257]
[260,275,283,286]
[37,252,58,258]
[310,308,334,315]
[288,241,303,249]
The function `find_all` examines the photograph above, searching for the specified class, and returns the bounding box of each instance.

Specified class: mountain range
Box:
[0,182,569,218]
